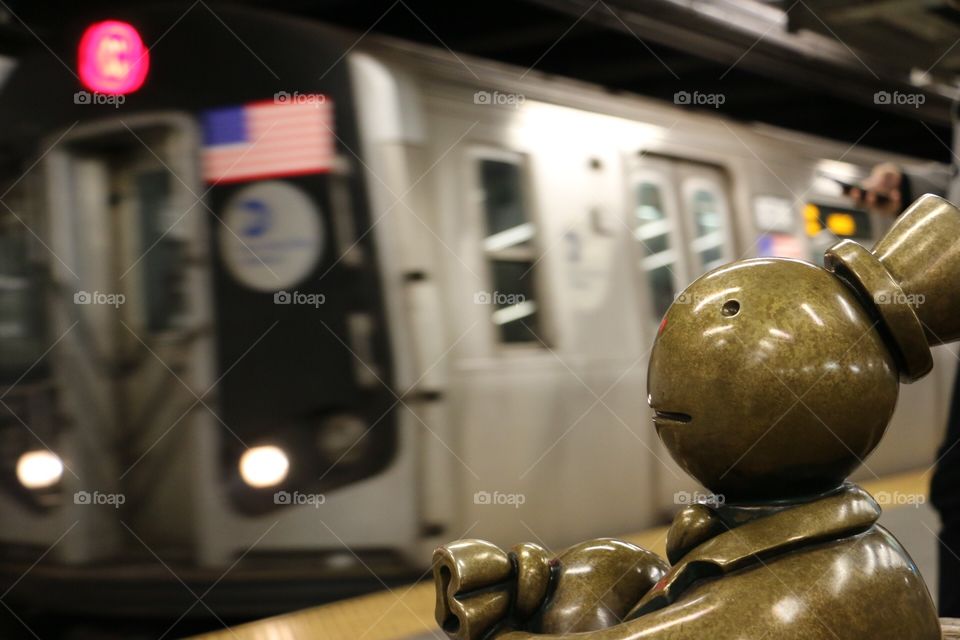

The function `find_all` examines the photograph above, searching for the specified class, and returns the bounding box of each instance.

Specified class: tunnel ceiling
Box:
[0,0,954,162]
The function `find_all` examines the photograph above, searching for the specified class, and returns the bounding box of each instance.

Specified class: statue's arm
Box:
[434,538,668,640]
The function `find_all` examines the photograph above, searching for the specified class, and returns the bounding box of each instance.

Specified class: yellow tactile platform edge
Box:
[194,470,929,640]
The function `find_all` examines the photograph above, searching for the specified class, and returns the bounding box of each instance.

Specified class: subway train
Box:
[0,4,955,623]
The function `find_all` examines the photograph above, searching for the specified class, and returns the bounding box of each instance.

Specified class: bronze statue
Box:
[433,194,960,639]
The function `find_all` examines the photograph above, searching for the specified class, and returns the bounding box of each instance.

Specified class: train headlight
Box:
[16,450,64,490]
[316,414,368,466]
[239,445,290,488]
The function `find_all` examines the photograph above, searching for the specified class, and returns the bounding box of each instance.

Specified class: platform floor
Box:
[195,470,941,640]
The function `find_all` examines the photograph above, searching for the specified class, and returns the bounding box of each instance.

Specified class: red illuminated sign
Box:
[78,20,149,95]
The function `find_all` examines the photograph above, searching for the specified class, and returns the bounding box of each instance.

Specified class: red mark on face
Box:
[658,314,668,336]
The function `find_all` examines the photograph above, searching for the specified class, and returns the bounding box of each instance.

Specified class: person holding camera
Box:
[849,159,960,616]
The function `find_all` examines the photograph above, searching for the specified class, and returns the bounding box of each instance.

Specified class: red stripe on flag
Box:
[202,96,335,183]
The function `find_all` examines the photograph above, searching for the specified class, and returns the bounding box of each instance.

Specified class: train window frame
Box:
[677,169,737,276]
[0,175,50,384]
[628,165,689,326]
[467,146,550,350]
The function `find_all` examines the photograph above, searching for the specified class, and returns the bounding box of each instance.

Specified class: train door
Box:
[44,116,209,559]
[424,97,662,551]
[627,155,737,516]
[0,172,75,556]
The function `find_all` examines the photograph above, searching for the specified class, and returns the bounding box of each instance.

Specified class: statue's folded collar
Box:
[629,483,880,618]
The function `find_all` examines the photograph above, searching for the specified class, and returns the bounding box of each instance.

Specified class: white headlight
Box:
[16,450,64,490]
[239,445,289,488]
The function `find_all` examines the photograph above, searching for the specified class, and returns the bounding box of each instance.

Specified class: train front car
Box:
[0,6,411,626]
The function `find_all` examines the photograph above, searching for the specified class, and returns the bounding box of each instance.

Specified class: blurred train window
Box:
[477,156,542,344]
[481,160,530,241]
[681,174,732,274]
[633,181,677,320]
[0,185,46,379]
[134,168,182,333]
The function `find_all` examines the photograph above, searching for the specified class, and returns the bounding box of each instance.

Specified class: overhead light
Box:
[16,450,64,490]
[239,445,289,488]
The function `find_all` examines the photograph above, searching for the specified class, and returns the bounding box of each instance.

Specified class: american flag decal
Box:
[201,95,334,184]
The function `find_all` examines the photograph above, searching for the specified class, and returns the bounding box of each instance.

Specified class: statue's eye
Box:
[721,300,740,317]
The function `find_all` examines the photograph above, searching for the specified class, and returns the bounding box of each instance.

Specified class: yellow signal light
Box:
[804,204,822,237]
[826,212,856,236]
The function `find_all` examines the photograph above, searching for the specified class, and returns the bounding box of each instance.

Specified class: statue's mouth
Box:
[653,409,693,424]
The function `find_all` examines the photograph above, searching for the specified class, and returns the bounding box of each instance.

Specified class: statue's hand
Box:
[433,538,669,639]
[532,538,668,633]
[433,539,552,640]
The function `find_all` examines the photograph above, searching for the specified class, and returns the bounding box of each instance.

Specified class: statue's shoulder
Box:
[647,484,881,615]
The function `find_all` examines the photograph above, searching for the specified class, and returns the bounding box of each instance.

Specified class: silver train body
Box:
[0,9,953,587]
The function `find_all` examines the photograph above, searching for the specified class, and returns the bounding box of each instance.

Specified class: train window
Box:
[134,168,183,333]
[481,160,531,242]
[681,175,732,274]
[0,185,46,381]
[476,156,542,344]
[633,181,678,320]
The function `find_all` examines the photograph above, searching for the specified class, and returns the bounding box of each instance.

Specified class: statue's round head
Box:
[647,258,899,502]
